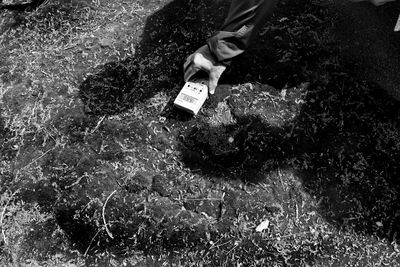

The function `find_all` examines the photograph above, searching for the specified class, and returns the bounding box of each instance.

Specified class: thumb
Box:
[208,66,226,95]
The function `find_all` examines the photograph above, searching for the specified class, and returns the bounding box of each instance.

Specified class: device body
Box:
[173,80,208,115]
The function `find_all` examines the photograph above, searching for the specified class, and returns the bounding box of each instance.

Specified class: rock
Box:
[151,174,172,197]
[148,197,181,219]
[265,203,283,214]
[207,102,236,127]
[99,38,113,48]
[183,195,222,219]
[125,174,152,194]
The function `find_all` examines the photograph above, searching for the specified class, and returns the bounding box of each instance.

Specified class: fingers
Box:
[183,53,193,71]
[184,53,211,82]
[184,63,200,82]
[208,65,226,95]
[193,53,213,71]
[183,45,226,94]
[208,74,218,95]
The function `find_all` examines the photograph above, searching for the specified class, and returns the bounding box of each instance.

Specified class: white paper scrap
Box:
[255,219,270,232]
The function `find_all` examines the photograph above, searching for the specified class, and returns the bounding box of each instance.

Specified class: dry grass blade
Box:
[1,189,20,245]
[102,189,117,240]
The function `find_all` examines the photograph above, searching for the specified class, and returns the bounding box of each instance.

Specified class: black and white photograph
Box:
[1,0,400,266]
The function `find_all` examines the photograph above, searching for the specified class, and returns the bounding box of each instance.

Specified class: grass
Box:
[1,0,400,266]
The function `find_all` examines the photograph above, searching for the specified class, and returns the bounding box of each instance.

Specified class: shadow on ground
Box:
[329,0,400,100]
[77,0,400,252]
[78,0,230,116]
[4,0,399,264]
[181,75,400,239]
[77,0,306,116]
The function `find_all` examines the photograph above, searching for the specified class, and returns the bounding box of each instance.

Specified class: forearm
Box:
[207,0,279,64]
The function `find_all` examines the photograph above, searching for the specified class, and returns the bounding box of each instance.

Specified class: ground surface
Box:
[329,0,400,100]
[1,0,400,266]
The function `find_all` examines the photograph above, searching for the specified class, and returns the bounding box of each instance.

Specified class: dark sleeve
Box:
[207,0,279,64]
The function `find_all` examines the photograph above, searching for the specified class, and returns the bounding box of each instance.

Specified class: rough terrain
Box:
[0,0,400,266]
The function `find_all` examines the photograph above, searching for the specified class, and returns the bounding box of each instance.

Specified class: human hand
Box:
[349,0,396,6]
[184,45,226,94]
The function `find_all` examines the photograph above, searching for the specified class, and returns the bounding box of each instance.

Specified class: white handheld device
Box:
[173,80,208,115]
